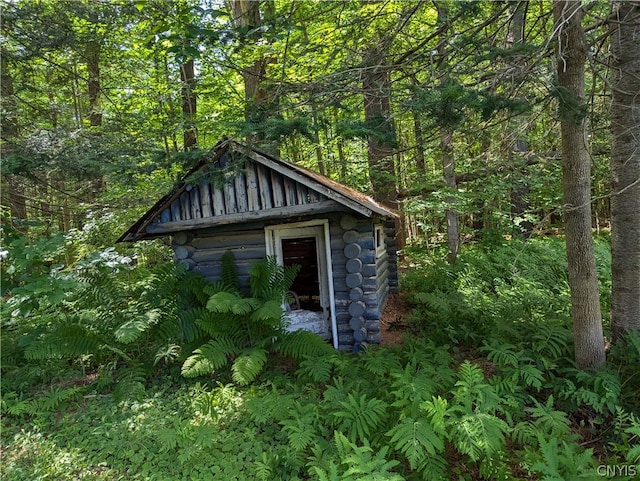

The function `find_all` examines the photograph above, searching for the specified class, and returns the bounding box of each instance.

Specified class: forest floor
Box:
[380,292,412,347]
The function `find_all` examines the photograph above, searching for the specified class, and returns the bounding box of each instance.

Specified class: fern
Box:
[481,341,522,368]
[332,393,387,444]
[452,412,508,462]
[625,423,640,463]
[275,329,334,360]
[389,363,439,414]
[114,309,162,344]
[386,416,444,468]
[153,343,181,366]
[206,291,258,314]
[361,346,403,377]
[513,395,571,446]
[454,361,501,413]
[530,318,571,366]
[231,347,268,385]
[249,256,300,302]
[181,337,238,378]
[281,401,320,451]
[24,323,103,360]
[220,250,241,292]
[245,387,296,425]
[113,365,147,402]
[312,432,403,481]
[527,435,597,481]
[296,353,338,383]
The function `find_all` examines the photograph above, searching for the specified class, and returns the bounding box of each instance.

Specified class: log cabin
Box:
[119,139,399,351]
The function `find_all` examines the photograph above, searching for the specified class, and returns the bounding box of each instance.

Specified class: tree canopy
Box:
[2,0,639,360]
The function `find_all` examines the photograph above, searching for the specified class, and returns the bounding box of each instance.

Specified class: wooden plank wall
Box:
[156,159,328,225]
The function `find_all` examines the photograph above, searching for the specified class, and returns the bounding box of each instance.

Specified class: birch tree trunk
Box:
[554,0,605,369]
[609,1,640,340]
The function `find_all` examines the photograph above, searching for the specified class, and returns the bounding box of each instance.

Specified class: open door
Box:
[265,220,338,348]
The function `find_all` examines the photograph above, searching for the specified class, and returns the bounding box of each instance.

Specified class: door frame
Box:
[265,219,338,348]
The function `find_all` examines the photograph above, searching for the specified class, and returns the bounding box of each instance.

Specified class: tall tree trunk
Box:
[86,40,102,128]
[506,1,534,238]
[1,46,27,229]
[232,0,275,151]
[437,2,459,263]
[554,0,605,369]
[413,112,426,176]
[311,104,326,175]
[609,1,640,340]
[180,58,197,150]
[441,126,459,263]
[86,39,105,199]
[362,45,398,209]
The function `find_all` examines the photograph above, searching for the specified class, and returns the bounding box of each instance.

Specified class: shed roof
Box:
[118,139,397,242]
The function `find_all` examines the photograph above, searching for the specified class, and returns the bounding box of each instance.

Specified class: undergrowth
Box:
[2,236,639,480]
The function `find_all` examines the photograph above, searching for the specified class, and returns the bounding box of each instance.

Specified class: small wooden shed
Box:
[119,139,399,350]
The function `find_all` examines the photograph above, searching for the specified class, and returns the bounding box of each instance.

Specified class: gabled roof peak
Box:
[118,139,397,242]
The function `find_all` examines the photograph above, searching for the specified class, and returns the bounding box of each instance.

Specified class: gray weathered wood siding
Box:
[156,156,329,227]
[172,228,267,286]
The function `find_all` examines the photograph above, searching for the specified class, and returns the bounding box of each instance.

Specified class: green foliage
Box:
[525,436,598,481]
[311,432,403,481]
[332,393,387,444]
[182,256,332,384]
[3,237,634,481]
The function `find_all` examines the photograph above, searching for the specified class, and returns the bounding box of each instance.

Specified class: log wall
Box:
[170,213,396,350]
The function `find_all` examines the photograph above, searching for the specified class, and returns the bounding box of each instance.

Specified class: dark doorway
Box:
[281,237,321,311]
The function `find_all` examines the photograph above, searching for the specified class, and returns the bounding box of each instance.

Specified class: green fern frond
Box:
[181,353,215,378]
[231,347,268,385]
[254,452,273,481]
[113,365,147,402]
[333,393,387,444]
[529,395,571,439]
[281,402,320,451]
[390,364,439,413]
[386,416,444,468]
[24,324,103,360]
[251,300,284,323]
[625,423,640,463]
[115,308,162,343]
[245,389,296,424]
[454,361,501,413]
[181,337,238,378]
[530,319,570,363]
[513,364,545,391]
[206,291,258,314]
[453,412,508,462]
[178,308,206,342]
[330,431,402,481]
[220,250,240,292]
[154,344,181,366]
[481,342,522,368]
[296,354,337,383]
[275,329,334,360]
[361,346,403,377]
[249,257,300,301]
